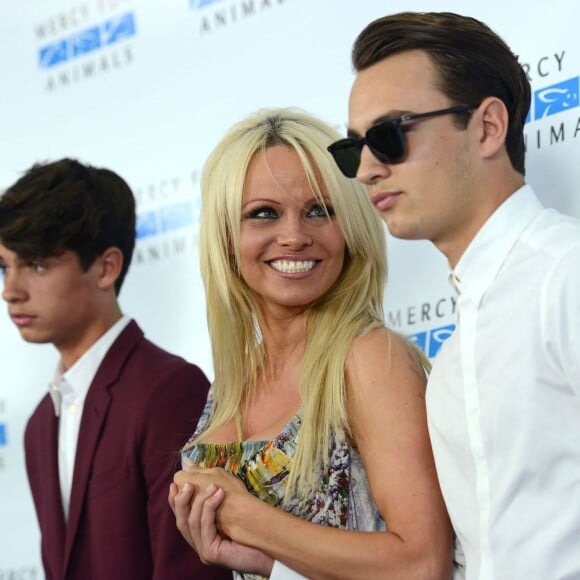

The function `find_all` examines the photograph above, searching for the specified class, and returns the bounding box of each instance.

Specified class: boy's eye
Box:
[29,260,47,273]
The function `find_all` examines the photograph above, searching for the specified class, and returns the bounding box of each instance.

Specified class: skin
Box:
[169,146,453,578]
[0,244,122,368]
[348,49,524,268]
[170,330,452,579]
[235,145,346,442]
[239,146,345,317]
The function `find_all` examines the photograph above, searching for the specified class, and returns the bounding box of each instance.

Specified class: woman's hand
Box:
[175,465,248,498]
[168,470,274,575]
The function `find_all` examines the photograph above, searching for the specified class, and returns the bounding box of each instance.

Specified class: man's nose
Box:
[356,144,392,185]
[1,269,27,303]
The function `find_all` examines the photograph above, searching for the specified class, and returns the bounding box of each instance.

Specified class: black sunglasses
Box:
[327,104,477,178]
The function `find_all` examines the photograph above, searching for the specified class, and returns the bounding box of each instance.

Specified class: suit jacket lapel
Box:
[63,376,112,568]
[62,321,143,571]
[38,402,67,579]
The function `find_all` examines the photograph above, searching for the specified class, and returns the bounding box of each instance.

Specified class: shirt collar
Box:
[49,316,132,416]
[450,185,543,305]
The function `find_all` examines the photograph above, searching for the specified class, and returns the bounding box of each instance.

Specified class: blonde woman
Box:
[169,108,453,579]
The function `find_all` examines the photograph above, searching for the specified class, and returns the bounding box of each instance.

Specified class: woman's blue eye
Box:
[308,203,334,218]
[245,206,278,220]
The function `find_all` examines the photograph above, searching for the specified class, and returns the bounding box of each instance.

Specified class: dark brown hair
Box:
[0,158,136,294]
[352,12,530,174]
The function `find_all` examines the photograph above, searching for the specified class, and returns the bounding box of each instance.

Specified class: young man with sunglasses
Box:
[0,159,231,580]
[327,11,580,580]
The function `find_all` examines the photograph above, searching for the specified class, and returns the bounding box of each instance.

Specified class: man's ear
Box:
[476,96,509,160]
[96,247,123,290]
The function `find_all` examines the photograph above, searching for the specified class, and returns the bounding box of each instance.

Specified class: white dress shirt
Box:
[49,315,131,519]
[270,561,307,580]
[427,185,580,580]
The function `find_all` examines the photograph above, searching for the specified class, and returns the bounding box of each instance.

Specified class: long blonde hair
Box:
[194,108,387,496]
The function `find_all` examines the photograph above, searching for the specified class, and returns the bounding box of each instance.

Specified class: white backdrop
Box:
[0,0,579,574]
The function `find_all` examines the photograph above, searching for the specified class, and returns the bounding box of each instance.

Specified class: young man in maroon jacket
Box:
[0,158,230,580]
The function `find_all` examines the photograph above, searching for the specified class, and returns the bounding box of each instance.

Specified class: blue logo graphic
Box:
[0,423,6,447]
[104,13,137,44]
[408,324,455,359]
[189,0,226,9]
[70,26,101,58]
[38,12,136,69]
[39,40,68,68]
[526,76,579,123]
[534,76,579,120]
[137,201,195,240]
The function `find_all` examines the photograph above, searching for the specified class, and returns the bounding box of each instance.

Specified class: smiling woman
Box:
[239,146,346,313]
[168,107,454,580]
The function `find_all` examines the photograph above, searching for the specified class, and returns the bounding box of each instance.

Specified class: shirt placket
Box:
[459,291,494,579]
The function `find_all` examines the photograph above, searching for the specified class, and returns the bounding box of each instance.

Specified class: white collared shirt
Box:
[427,185,580,579]
[49,315,131,519]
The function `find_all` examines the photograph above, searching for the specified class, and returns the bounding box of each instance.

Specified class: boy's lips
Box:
[10,313,36,326]
[372,191,401,211]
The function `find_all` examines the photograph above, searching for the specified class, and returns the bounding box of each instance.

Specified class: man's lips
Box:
[10,313,36,326]
[371,191,401,212]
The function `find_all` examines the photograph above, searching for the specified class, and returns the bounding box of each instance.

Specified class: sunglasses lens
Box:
[327,140,361,178]
[367,122,405,163]
[328,122,406,178]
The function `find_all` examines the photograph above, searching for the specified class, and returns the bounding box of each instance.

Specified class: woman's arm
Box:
[172,328,453,579]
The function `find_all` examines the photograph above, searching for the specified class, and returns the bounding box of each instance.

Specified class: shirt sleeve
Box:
[270,560,308,580]
[542,245,580,396]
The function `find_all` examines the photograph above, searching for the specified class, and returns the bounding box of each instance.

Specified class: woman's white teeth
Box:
[270,260,315,273]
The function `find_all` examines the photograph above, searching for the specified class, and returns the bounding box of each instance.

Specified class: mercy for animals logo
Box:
[34,3,138,92]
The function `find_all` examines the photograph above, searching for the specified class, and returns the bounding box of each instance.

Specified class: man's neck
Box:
[58,309,123,371]
[443,178,525,269]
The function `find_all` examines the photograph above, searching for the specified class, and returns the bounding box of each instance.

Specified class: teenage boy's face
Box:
[348,49,482,259]
[0,243,104,355]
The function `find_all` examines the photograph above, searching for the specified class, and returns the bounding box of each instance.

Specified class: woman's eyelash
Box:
[309,203,335,217]
[244,206,278,219]
[242,203,335,219]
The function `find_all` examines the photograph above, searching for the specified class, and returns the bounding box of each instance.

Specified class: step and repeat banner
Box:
[0,0,578,574]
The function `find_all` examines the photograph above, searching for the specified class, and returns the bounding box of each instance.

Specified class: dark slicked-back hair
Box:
[0,158,136,294]
[352,12,530,175]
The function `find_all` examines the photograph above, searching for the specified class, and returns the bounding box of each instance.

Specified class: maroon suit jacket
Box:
[24,320,230,580]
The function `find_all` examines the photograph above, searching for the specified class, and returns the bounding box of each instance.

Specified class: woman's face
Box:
[238,145,346,315]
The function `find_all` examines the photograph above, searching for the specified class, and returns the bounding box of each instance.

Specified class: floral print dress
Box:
[181,391,385,579]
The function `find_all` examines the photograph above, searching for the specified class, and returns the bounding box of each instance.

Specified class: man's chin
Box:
[16,329,51,345]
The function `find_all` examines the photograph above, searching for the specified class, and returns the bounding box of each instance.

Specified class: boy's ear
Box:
[475,96,509,160]
[96,247,123,290]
